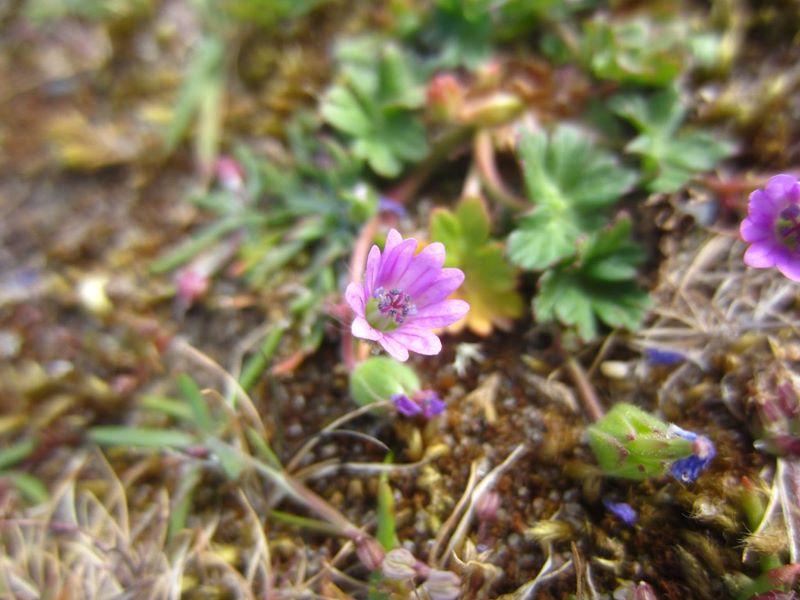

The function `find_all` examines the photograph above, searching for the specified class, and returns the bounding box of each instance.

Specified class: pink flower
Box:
[346,229,469,362]
[741,174,800,281]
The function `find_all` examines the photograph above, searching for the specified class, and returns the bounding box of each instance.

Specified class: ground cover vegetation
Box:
[1,0,800,598]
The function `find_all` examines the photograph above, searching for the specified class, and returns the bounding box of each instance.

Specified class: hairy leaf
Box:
[581,16,687,86]
[508,126,636,270]
[611,88,735,192]
[534,218,649,340]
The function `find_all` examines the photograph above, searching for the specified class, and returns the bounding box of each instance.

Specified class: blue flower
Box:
[668,425,716,483]
[602,498,638,526]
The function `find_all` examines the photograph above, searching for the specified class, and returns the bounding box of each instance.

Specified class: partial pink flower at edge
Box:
[346,229,470,362]
[740,174,800,281]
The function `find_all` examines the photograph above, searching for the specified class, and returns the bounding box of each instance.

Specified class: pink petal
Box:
[378,334,410,362]
[378,238,418,286]
[383,229,404,255]
[744,242,782,268]
[352,316,381,341]
[345,281,367,315]
[765,175,800,203]
[365,245,381,292]
[748,189,783,218]
[388,327,442,355]
[740,217,772,243]
[413,268,465,307]
[396,242,446,296]
[775,253,800,282]
[411,299,470,328]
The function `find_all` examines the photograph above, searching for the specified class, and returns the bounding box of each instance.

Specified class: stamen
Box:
[776,203,800,249]
[373,287,417,325]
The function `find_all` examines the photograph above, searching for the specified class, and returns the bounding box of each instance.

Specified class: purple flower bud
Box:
[378,196,407,217]
[422,570,462,600]
[215,156,245,192]
[630,581,659,600]
[175,268,210,304]
[381,548,419,580]
[355,537,385,571]
[392,393,422,417]
[475,490,501,522]
[419,390,446,418]
[392,390,446,419]
[644,348,686,366]
[741,174,800,281]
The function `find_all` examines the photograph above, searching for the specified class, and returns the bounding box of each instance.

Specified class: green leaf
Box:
[533,218,649,340]
[320,86,372,137]
[377,45,425,108]
[89,426,196,449]
[611,88,735,193]
[422,0,494,70]
[322,38,429,177]
[581,16,686,86]
[356,138,402,178]
[507,209,582,270]
[430,198,523,335]
[382,112,429,162]
[536,271,598,340]
[350,357,420,407]
[509,125,636,270]
[519,125,637,210]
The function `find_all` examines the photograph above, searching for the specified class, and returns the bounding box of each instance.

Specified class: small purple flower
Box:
[741,174,800,281]
[644,347,685,366]
[378,196,407,217]
[346,229,469,362]
[602,498,638,526]
[391,390,446,418]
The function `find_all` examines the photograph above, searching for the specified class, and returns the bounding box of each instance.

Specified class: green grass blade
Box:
[2,471,49,504]
[140,394,194,422]
[0,438,36,471]
[88,426,196,449]
[168,463,202,541]
[238,325,286,393]
[177,374,213,433]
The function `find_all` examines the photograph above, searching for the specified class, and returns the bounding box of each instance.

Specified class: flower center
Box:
[775,203,800,250]
[365,287,417,331]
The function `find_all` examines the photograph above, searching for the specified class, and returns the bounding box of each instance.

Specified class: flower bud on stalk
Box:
[587,403,715,482]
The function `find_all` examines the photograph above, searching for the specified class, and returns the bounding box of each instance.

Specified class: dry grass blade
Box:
[438,443,527,567]
[496,544,573,600]
[285,400,392,473]
[237,490,273,593]
[0,450,195,600]
[169,337,267,438]
[778,457,800,563]
[431,460,480,566]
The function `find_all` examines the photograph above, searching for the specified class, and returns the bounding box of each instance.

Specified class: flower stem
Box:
[566,357,604,422]
[474,130,528,211]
